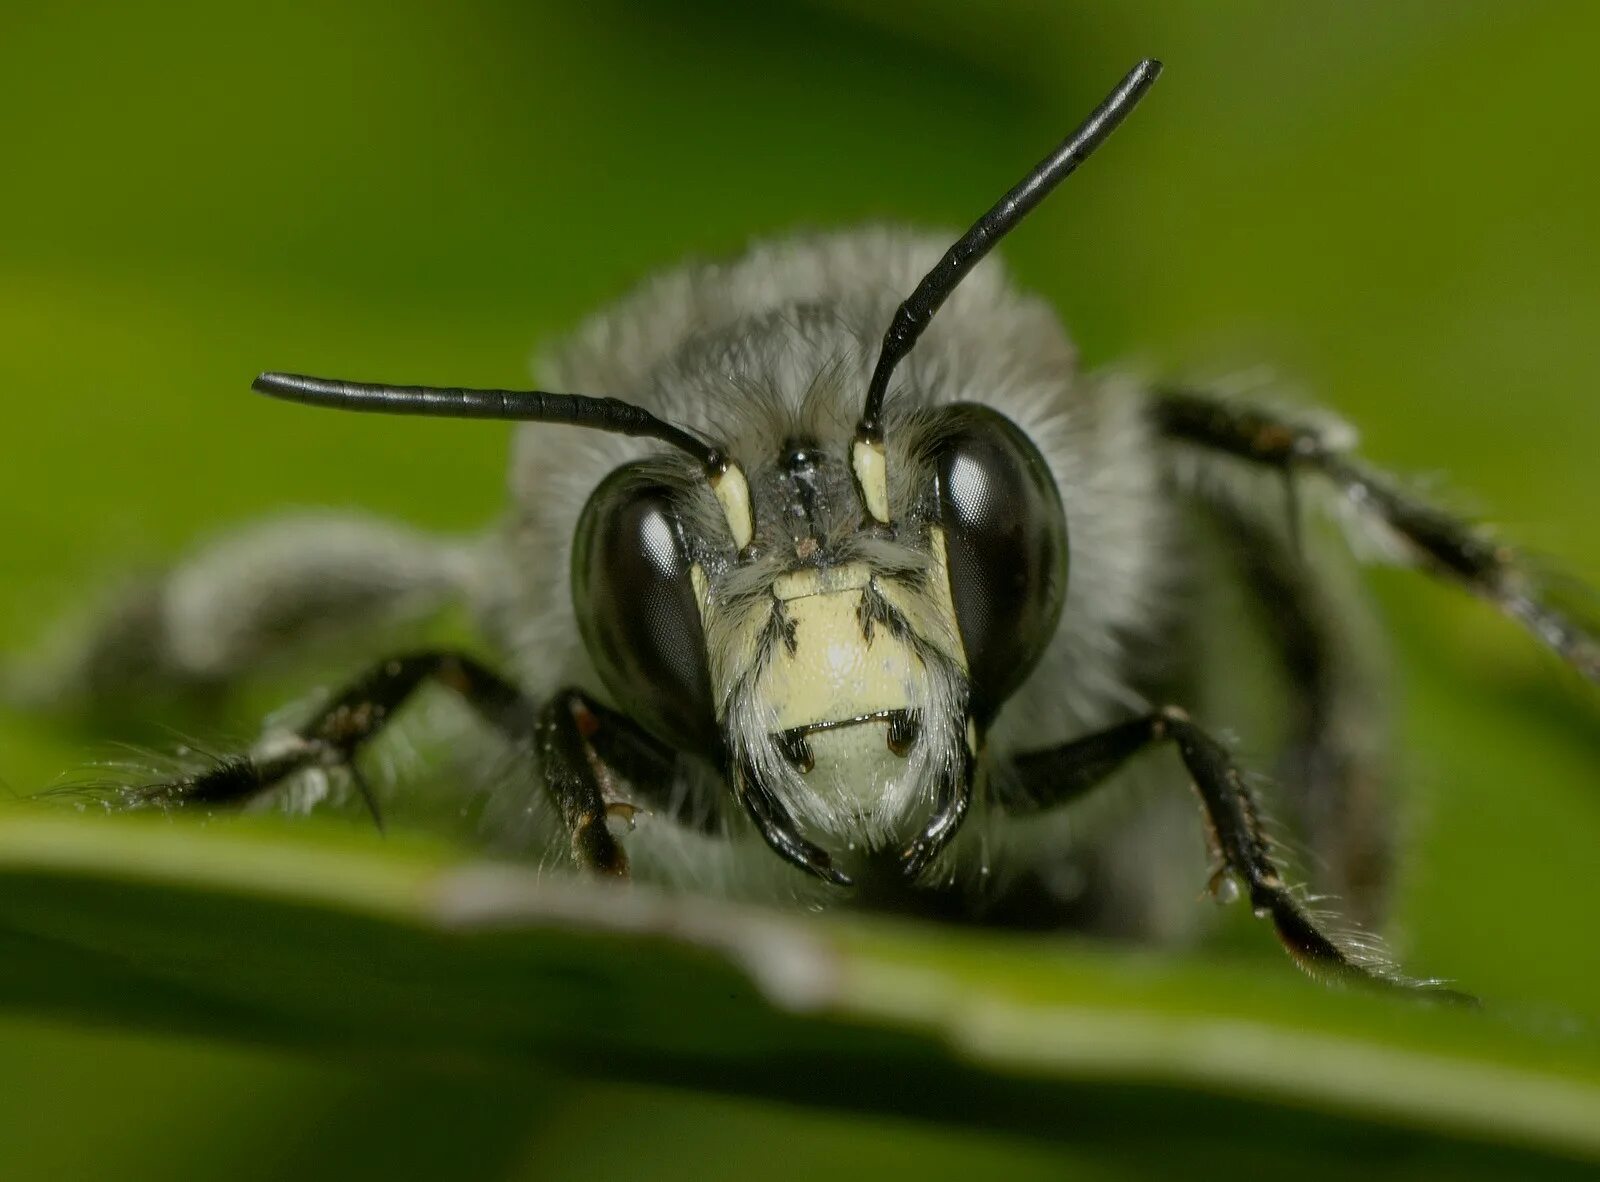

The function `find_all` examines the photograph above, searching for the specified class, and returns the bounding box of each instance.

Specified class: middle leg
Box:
[1007,708,1468,999]
[1155,387,1600,683]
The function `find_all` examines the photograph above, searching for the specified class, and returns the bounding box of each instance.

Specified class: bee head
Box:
[570,399,1067,884]
[250,58,1157,885]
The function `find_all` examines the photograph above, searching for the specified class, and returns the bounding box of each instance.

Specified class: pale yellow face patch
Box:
[690,535,970,831]
[851,437,890,524]
[763,564,917,731]
[691,531,968,728]
[711,462,754,550]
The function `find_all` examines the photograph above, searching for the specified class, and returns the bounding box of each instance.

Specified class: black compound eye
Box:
[572,465,719,755]
[932,404,1069,727]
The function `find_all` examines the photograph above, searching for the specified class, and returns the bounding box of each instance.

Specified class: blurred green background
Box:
[2,1,1598,1178]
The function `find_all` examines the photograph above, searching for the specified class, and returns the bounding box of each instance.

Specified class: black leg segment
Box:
[132,652,687,877]
[143,651,534,826]
[1155,388,1600,684]
[536,688,662,877]
[1010,707,1471,1000]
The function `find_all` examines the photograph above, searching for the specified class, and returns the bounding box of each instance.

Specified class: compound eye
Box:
[572,465,719,755]
[932,404,1069,726]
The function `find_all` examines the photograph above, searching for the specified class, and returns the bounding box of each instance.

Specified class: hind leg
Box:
[1200,499,1395,928]
[4,513,478,718]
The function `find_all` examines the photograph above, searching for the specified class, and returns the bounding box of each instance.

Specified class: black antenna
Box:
[253,372,726,473]
[856,57,1162,441]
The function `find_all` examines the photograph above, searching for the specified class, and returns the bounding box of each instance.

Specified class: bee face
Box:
[570,347,1069,876]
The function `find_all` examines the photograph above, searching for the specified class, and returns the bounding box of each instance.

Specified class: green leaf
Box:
[1,811,1596,1173]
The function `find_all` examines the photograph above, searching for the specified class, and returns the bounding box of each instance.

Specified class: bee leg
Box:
[135,650,532,833]
[3,514,474,720]
[1201,499,1393,931]
[135,656,684,875]
[1154,388,1600,683]
[1010,709,1473,1000]
[537,689,666,877]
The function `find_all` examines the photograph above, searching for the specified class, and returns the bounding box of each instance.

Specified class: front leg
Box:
[537,689,680,877]
[138,651,534,824]
[119,651,683,876]
[1008,708,1471,1000]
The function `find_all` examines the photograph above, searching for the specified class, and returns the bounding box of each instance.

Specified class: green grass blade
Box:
[0,811,1596,1168]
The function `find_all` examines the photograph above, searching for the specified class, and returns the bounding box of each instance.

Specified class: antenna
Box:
[253,371,726,474]
[852,58,1162,521]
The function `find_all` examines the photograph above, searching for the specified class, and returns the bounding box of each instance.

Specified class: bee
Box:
[12,59,1596,998]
